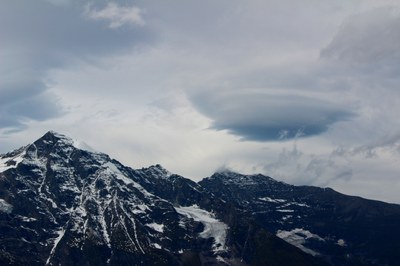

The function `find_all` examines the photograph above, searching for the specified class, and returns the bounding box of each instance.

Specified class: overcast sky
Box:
[1,0,400,203]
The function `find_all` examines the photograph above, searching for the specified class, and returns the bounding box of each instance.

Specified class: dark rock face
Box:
[0,132,326,266]
[200,172,400,265]
[2,131,399,265]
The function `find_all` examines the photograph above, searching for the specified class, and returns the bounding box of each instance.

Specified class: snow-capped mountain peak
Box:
[1,131,400,265]
[35,131,98,153]
[142,164,173,179]
[0,132,240,265]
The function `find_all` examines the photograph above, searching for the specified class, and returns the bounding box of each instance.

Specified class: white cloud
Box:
[2,0,400,204]
[321,7,400,64]
[85,2,145,28]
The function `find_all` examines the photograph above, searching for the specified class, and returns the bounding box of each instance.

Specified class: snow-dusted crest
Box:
[1,131,399,265]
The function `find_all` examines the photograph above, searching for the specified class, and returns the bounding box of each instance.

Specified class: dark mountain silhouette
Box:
[0,131,398,265]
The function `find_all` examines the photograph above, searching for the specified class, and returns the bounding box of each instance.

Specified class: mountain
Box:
[1,132,400,265]
[200,172,400,265]
[0,131,326,266]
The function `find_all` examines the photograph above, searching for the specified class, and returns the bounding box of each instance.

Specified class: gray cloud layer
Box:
[0,1,151,132]
[191,91,353,141]
[187,6,400,142]
[2,1,400,203]
[321,7,400,65]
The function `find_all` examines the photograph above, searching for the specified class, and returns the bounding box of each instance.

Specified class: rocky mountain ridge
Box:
[0,131,399,265]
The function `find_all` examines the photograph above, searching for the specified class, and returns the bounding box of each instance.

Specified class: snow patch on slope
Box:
[72,139,98,153]
[104,162,155,198]
[259,197,310,208]
[146,223,164,233]
[0,151,25,173]
[104,162,133,185]
[337,239,346,246]
[259,197,286,203]
[0,199,13,213]
[175,205,228,253]
[277,209,294,213]
[276,228,324,256]
[153,243,162,249]
[46,228,66,265]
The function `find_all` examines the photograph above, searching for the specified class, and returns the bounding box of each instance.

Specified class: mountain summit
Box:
[0,131,399,265]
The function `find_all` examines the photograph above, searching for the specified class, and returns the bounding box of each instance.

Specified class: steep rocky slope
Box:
[200,172,400,265]
[0,131,325,266]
